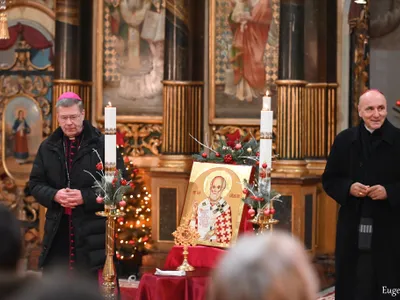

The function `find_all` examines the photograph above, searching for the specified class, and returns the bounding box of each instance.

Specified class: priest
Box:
[323,89,400,300]
[29,92,124,277]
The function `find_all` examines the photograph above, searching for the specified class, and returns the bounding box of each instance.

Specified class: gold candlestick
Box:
[96,205,125,299]
[172,217,200,272]
[250,196,280,234]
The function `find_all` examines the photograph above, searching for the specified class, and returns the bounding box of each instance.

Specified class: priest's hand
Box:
[367,185,387,200]
[61,188,84,208]
[54,188,69,204]
[350,182,370,198]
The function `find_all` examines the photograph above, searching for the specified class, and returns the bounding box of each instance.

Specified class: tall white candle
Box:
[259,91,273,179]
[105,102,116,131]
[259,139,272,171]
[260,111,273,133]
[262,92,271,111]
[104,102,117,181]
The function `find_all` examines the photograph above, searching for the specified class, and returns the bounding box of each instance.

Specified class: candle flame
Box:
[266,90,271,97]
[107,101,112,107]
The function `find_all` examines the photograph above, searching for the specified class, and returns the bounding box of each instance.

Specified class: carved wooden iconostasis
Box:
[0,0,55,271]
[0,0,344,273]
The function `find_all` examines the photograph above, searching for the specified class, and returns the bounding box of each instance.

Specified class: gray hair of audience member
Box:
[56,98,84,112]
[0,203,22,272]
[9,270,104,300]
[207,231,319,300]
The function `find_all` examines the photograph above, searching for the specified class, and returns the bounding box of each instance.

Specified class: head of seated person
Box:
[207,230,319,300]
[9,269,103,300]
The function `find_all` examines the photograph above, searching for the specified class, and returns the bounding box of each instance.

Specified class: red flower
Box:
[116,131,126,147]
[96,162,103,171]
[223,154,233,163]
[121,179,127,185]
[250,195,264,201]
[226,129,241,149]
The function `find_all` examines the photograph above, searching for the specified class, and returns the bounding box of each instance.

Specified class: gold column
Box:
[273,80,308,176]
[304,83,327,158]
[159,81,203,171]
[304,83,337,175]
[327,83,338,150]
[52,79,92,128]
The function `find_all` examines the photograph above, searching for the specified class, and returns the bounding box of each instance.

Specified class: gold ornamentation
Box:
[0,41,53,143]
[260,132,273,139]
[0,174,43,270]
[0,11,9,40]
[105,163,117,175]
[116,123,162,156]
[250,200,280,233]
[96,205,125,298]
[166,0,189,26]
[172,217,200,272]
[104,128,117,135]
[350,3,369,127]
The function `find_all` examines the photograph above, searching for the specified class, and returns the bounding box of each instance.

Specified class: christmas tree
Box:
[115,145,153,278]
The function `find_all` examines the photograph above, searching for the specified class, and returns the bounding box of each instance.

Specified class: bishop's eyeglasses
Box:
[58,114,82,122]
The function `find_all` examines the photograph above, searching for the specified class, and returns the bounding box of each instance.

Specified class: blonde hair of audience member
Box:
[207,231,319,300]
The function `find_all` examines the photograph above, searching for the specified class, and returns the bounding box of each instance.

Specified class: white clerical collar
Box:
[364,124,374,134]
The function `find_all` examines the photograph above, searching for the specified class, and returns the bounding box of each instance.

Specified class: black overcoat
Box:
[29,120,124,272]
[322,120,400,300]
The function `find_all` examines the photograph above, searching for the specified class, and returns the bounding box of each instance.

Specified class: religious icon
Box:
[2,94,43,184]
[12,110,31,164]
[181,162,253,248]
[209,0,278,123]
[100,0,166,117]
[189,174,233,244]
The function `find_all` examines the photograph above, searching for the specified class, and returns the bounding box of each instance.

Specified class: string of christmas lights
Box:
[114,146,153,263]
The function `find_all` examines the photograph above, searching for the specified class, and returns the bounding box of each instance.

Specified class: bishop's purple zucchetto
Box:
[58,92,82,101]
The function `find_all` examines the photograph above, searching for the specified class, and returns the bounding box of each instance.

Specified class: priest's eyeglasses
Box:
[59,114,81,122]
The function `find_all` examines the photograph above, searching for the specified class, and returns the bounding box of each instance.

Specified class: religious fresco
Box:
[2,95,43,183]
[99,0,165,119]
[180,162,253,248]
[209,0,280,124]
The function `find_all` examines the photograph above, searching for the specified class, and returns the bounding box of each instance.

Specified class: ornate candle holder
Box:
[96,205,125,299]
[250,201,279,233]
[172,217,200,272]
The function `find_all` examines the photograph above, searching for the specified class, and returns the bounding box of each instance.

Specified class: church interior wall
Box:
[369,0,400,128]
[0,0,353,273]
[0,0,55,271]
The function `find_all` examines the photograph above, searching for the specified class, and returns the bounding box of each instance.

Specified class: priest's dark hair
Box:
[0,203,22,271]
